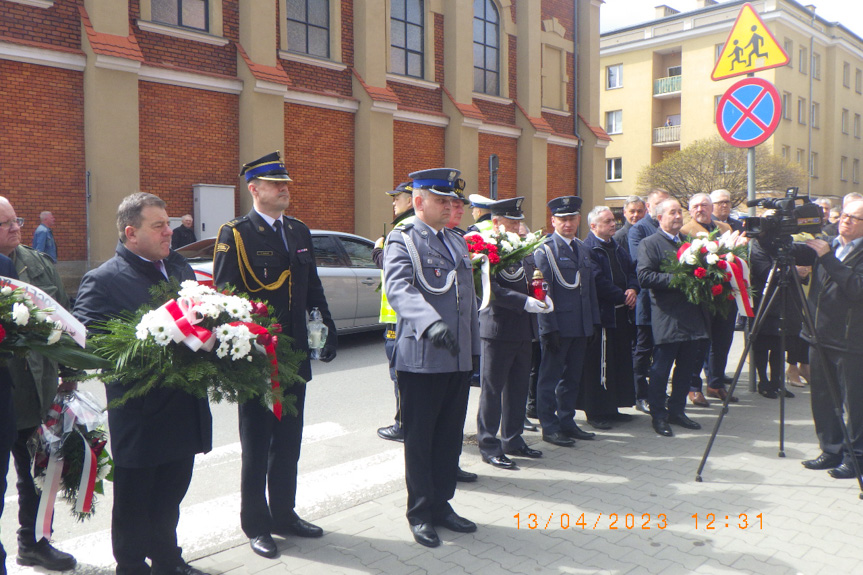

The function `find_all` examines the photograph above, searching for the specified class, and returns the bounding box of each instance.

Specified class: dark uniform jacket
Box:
[479,255,539,342]
[533,233,600,338]
[628,215,660,325]
[212,210,335,382]
[73,242,213,468]
[612,221,632,255]
[584,233,638,328]
[636,231,710,345]
[0,254,18,451]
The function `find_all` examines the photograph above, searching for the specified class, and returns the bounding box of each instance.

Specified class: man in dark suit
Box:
[0,253,17,575]
[636,199,709,437]
[533,196,601,447]
[170,214,197,249]
[476,197,549,470]
[73,193,213,575]
[212,152,337,559]
[612,195,645,256]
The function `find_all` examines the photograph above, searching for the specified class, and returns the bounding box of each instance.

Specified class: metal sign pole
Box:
[747,144,757,392]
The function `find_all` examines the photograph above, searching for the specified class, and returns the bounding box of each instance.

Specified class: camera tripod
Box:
[695,238,863,496]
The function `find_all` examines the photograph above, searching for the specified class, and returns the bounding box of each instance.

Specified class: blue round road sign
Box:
[716,77,781,148]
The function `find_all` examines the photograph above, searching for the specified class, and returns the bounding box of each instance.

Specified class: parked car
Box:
[176,231,383,334]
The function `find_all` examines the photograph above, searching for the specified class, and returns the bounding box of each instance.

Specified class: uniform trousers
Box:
[398,370,470,525]
[705,312,736,388]
[0,374,14,575]
[633,326,654,400]
[525,341,541,415]
[112,457,195,575]
[649,340,703,420]
[537,336,588,435]
[11,427,40,544]
[384,334,401,430]
[477,338,532,458]
[809,347,863,463]
[238,382,307,538]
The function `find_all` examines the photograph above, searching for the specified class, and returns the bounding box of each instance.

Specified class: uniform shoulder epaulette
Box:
[393,221,414,232]
[223,216,248,228]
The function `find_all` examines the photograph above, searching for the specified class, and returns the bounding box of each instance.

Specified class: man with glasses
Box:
[0,198,76,571]
[710,189,744,232]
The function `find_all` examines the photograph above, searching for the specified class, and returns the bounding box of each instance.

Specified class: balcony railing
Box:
[653,124,681,145]
[653,75,682,96]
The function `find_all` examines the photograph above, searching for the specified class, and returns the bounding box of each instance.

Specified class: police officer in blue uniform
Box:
[533,196,601,447]
[213,151,337,559]
[384,168,480,548]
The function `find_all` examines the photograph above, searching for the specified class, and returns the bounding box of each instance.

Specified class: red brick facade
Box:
[477,134,518,200]
[546,143,578,227]
[392,121,445,186]
[0,60,86,260]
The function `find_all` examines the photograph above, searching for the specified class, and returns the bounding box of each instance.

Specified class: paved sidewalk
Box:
[191,379,863,575]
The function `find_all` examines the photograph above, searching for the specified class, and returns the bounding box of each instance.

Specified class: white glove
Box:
[524,296,554,314]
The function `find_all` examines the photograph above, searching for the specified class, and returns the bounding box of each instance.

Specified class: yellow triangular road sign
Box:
[711,3,789,81]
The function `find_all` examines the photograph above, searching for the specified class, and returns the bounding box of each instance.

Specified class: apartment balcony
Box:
[653,124,681,146]
[653,75,682,98]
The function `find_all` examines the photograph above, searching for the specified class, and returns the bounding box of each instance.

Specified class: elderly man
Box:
[710,189,743,232]
[627,189,670,413]
[534,196,600,447]
[680,193,736,407]
[799,199,863,478]
[637,199,710,437]
[579,206,638,429]
[384,168,480,547]
[0,198,76,571]
[213,151,336,559]
[31,211,57,262]
[74,193,212,575]
[613,196,646,256]
[476,197,550,469]
[171,214,196,249]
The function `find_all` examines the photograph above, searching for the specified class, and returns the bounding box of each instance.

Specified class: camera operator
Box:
[795,199,863,479]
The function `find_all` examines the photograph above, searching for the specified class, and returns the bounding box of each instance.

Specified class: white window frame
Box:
[606,64,622,90]
[782,92,791,120]
[841,156,848,181]
[797,97,806,125]
[605,110,622,135]
[606,158,622,182]
[855,114,861,139]
[842,109,850,134]
[279,0,343,64]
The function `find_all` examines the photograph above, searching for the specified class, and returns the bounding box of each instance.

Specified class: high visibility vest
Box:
[474,219,494,234]
[379,214,416,324]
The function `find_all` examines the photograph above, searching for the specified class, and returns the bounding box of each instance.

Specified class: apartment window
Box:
[391,0,424,78]
[810,152,818,177]
[781,145,790,159]
[857,69,863,94]
[714,43,723,63]
[797,97,806,125]
[606,64,622,90]
[842,109,850,134]
[606,158,622,182]
[811,102,819,128]
[605,110,622,134]
[782,92,791,120]
[812,52,821,80]
[841,157,848,181]
[473,0,500,95]
[844,62,852,88]
[286,0,330,58]
[152,0,208,31]
[855,114,861,139]
[799,47,807,74]
[797,148,805,165]
[854,159,860,184]
[783,38,793,66]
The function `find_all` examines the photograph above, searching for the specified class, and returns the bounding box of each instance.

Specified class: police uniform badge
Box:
[434,269,442,277]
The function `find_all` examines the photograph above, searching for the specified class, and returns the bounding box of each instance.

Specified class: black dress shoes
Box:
[608,412,633,422]
[151,562,207,575]
[410,523,440,547]
[525,407,538,419]
[542,432,575,447]
[802,452,843,470]
[16,540,77,571]
[377,424,404,442]
[652,418,673,437]
[758,388,778,399]
[435,512,477,533]
[668,413,701,430]
[587,418,612,430]
[523,418,538,432]
[828,462,860,479]
[483,454,517,469]
[507,445,543,458]
[249,535,278,559]
[456,467,478,482]
[273,517,324,538]
[562,425,596,440]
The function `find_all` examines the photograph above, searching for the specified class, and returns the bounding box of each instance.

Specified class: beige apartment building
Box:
[600,0,863,206]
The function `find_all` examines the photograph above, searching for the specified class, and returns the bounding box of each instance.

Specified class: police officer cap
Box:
[386,182,413,196]
[452,188,470,205]
[490,196,525,220]
[408,168,464,198]
[468,194,493,209]
[239,151,292,182]
[548,195,582,217]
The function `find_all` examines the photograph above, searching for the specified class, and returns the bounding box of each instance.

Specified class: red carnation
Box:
[716,260,727,270]
[0,324,5,344]
[693,267,707,279]
[488,253,500,264]
[711,285,723,296]
[270,323,282,334]
[487,244,499,253]
[700,246,708,254]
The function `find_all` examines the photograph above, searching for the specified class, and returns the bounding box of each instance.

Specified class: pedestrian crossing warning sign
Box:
[711,3,789,81]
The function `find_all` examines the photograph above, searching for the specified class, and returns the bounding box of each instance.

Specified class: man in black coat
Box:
[612,195,646,256]
[212,152,336,559]
[0,254,18,575]
[171,214,197,249]
[636,199,709,437]
[73,193,213,575]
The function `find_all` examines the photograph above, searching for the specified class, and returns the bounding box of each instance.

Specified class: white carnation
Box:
[705,241,719,253]
[1,286,11,296]
[46,328,62,345]
[696,231,709,238]
[501,240,513,252]
[690,239,703,251]
[11,302,30,326]
[705,253,719,265]
[684,253,698,265]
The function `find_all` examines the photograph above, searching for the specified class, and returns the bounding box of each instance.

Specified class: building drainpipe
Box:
[573,0,583,200]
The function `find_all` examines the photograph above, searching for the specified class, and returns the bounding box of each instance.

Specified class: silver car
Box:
[177,231,383,334]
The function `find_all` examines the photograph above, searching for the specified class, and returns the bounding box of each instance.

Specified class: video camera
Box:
[743,187,823,240]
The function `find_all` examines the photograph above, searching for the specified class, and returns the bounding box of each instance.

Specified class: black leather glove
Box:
[426,320,460,356]
[540,331,560,354]
[318,340,337,363]
[472,354,481,374]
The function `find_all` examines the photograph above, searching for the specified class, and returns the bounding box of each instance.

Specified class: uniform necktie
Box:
[273,219,289,252]
[436,230,454,261]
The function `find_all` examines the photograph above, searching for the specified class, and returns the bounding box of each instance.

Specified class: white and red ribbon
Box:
[34,452,63,542]
[727,256,754,317]
[232,321,282,420]
[155,298,216,352]
[470,253,491,310]
[74,431,98,514]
